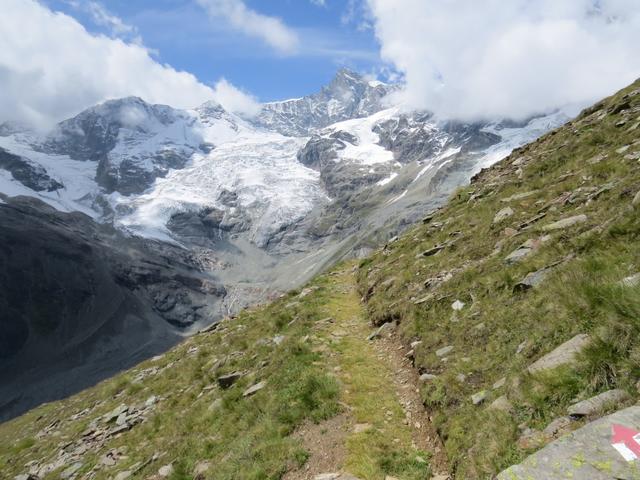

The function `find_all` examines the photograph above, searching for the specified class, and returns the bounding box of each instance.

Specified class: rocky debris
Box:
[616,145,630,154]
[527,334,590,374]
[517,212,546,230]
[419,373,438,383]
[158,464,174,477]
[436,346,454,358]
[498,406,640,479]
[517,429,547,450]
[24,398,156,479]
[298,286,320,298]
[568,389,630,417]
[36,419,60,439]
[493,207,515,224]
[541,214,588,232]
[492,378,506,390]
[243,381,266,397]
[314,474,361,480]
[194,461,211,478]
[353,423,372,434]
[513,267,552,291]
[471,390,488,406]
[451,300,465,311]
[367,321,396,340]
[505,236,550,264]
[14,475,39,480]
[114,470,132,480]
[60,462,83,479]
[501,191,538,203]
[543,416,572,438]
[620,273,640,287]
[488,396,514,413]
[417,244,446,258]
[217,371,244,389]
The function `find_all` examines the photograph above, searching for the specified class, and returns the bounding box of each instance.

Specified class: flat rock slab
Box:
[498,406,640,479]
[568,389,630,417]
[541,214,587,231]
[528,334,590,374]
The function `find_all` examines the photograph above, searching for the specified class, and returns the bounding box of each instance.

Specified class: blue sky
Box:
[43,0,383,102]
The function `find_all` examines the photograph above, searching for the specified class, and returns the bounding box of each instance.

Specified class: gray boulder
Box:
[498,406,640,479]
[528,334,590,374]
[568,389,630,417]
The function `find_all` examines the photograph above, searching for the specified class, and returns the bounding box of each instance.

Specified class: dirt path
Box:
[284,266,449,480]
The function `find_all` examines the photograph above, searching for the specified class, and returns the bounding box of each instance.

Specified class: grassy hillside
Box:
[0,269,435,480]
[357,79,640,477]
[1,79,639,480]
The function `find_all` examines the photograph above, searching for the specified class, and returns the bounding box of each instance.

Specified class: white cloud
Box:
[0,0,259,128]
[211,78,261,117]
[310,0,326,6]
[196,0,299,55]
[65,0,139,41]
[367,0,640,120]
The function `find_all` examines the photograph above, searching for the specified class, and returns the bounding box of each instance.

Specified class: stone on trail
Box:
[620,273,640,287]
[541,214,588,232]
[568,389,630,417]
[194,461,211,477]
[217,371,243,389]
[471,390,488,406]
[436,345,454,357]
[243,381,266,397]
[367,321,395,340]
[493,207,515,224]
[489,396,513,413]
[513,267,551,292]
[498,406,640,479]
[451,300,465,311]
[158,464,174,478]
[419,373,438,383]
[543,416,572,438]
[314,474,361,480]
[60,463,83,480]
[527,334,590,374]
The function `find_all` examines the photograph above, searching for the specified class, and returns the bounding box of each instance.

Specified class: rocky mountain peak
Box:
[251,68,394,136]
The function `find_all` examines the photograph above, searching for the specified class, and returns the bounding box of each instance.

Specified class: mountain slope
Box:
[357,79,640,477]
[1,79,639,479]
[0,195,225,421]
[0,69,568,422]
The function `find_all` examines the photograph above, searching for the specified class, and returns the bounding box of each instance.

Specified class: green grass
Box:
[357,79,640,478]
[0,266,432,480]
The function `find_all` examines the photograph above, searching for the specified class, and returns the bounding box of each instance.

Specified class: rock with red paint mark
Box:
[498,406,640,479]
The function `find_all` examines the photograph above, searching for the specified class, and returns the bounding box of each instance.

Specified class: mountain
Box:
[252,68,396,136]
[0,69,568,420]
[1,78,638,480]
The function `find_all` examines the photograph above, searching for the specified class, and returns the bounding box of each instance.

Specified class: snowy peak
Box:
[252,68,394,136]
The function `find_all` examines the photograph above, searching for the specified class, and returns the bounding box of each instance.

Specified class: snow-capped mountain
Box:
[252,68,396,136]
[0,68,570,419]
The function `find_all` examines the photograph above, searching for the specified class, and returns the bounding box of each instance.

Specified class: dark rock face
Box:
[374,114,502,164]
[0,196,226,420]
[0,148,63,192]
[41,97,198,195]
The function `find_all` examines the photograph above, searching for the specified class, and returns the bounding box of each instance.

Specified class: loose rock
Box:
[243,381,266,397]
[527,334,590,374]
[567,389,630,417]
[541,214,587,232]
